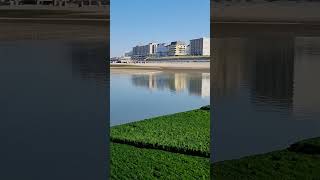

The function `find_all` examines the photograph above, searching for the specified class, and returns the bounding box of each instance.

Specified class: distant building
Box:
[190,37,210,56]
[186,44,191,55]
[5,0,107,6]
[168,41,187,56]
[156,43,169,57]
[132,43,157,60]
[124,51,133,57]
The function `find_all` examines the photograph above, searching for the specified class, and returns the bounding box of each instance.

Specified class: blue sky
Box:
[110,0,210,57]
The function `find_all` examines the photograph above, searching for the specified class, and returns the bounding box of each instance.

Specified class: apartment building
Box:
[190,37,210,56]
[132,43,158,59]
[156,43,169,57]
[168,41,187,56]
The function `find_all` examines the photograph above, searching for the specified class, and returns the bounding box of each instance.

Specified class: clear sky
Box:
[110,0,210,57]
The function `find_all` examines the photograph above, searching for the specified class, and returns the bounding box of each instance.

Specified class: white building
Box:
[186,44,191,55]
[168,41,187,56]
[132,43,157,59]
[190,37,210,56]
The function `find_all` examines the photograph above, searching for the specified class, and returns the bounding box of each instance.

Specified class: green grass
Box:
[200,105,210,110]
[212,138,320,180]
[111,109,210,157]
[111,143,210,180]
[288,137,320,154]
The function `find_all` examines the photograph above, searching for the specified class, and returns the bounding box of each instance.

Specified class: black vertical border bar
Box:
[106,1,110,179]
[210,0,214,179]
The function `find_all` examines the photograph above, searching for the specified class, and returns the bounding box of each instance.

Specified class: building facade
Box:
[156,43,169,57]
[186,44,190,55]
[190,37,210,56]
[168,41,187,56]
[132,43,157,59]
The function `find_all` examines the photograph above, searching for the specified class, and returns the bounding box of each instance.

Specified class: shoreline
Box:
[212,137,320,179]
[0,8,109,21]
[0,17,108,21]
[111,106,319,179]
[110,62,210,72]
[213,20,320,25]
[111,107,210,178]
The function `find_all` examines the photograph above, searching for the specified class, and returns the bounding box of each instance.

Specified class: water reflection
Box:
[212,35,320,162]
[110,70,210,126]
[0,22,108,179]
[131,72,210,97]
[69,41,108,84]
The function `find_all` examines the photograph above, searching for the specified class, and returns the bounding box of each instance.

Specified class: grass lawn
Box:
[212,138,320,180]
[111,143,210,180]
[111,109,210,157]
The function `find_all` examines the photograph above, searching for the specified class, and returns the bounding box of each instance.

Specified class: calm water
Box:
[0,22,108,180]
[212,28,320,162]
[110,70,210,126]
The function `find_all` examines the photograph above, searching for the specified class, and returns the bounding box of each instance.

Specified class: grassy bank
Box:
[212,137,320,180]
[111,107,210,179]
[111,143,209,179]
[111,109,210,157]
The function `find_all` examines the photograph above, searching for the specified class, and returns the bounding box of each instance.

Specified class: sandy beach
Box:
[110,62,210,72]
[110,68,162,75]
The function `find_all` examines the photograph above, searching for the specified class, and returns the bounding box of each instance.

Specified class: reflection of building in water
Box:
[213,35,320,119]
[131,72,210,97]
[213,35,320,117]
[188,74,203,96]
[248,37,294,107]
[174,73,187,92]
[202,73,210,97]
[131,73,173,91]
[212,37,295,108]
[212,38,248,100]
[293,37,320,116]
[69,42,108,84]
[148,73,157,90]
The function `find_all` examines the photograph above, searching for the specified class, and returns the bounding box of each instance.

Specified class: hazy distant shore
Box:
[0,7,109,20]
[212,2,320,24]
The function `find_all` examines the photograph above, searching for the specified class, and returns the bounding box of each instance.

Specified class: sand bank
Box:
[110,62,210,72]
[110,68,162,75]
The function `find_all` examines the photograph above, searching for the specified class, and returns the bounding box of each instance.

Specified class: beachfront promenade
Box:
[110,56,210,70]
